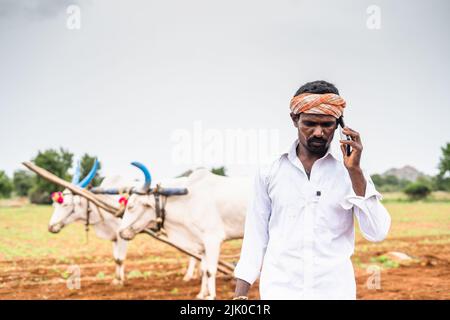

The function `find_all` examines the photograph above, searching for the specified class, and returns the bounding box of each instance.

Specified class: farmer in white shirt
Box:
[233,80,391,300]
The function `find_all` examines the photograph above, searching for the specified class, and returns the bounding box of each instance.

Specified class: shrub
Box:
[0,171,13,198]
[13,170,34,197]
[29,148,73,204]
[403,182,432,200]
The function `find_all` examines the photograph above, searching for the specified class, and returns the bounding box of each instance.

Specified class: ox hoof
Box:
[112,278,124,286]
[196,293,206,300]
[183,274,198,282]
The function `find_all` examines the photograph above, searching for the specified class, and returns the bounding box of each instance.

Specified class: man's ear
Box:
[290,112,300,128]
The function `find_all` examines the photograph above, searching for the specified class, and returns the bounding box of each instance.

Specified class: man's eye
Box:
[303,121,315,127]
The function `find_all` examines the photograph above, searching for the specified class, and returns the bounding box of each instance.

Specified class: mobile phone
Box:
[338,117,351,156]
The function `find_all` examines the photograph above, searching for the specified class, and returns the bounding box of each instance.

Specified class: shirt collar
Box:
[286,138,339,167]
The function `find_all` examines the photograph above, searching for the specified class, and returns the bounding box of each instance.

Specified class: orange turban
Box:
[290,93,346,118]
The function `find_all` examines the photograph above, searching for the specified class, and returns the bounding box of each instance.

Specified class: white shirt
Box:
[234,139,391,300]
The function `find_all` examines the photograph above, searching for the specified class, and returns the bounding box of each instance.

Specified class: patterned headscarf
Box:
[290,93,346,119]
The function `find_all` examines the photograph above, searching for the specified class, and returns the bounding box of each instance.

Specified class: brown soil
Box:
[0,235,448,300]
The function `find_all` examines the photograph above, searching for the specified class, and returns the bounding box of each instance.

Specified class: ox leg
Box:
[203,238,221,300]
[112,238,127,285]
[196,256,209,299]
[183,257,198,282]
[196,238,221,300]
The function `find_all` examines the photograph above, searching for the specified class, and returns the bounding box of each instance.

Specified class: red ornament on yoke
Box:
[51,192,64,204]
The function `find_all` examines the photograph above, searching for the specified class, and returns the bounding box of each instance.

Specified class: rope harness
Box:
[152,184,168,234]
[123,184,168,236]
[51,191,109,245]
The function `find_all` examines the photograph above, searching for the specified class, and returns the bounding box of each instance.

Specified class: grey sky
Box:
[1,0,449,182]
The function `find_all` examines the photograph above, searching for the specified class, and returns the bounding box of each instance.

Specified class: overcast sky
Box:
[1,0,449,182]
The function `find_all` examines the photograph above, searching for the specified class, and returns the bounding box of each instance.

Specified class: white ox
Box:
[48,160,134,285]
[118,167,252,299]
[48,161,199,284]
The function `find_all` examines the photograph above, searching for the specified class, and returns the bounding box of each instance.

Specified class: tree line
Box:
[370,143,450,199]
[0,143,448,203]
[0,148,102,204]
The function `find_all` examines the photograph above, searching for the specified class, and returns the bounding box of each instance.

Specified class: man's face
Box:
[290,113,338,155]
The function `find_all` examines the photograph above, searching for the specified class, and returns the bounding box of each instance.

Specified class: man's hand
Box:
[234,278,251,299]
[339,126,363,170]
[339,127,367,197]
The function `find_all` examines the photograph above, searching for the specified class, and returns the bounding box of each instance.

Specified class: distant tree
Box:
[383,175,399,186]
[404,182,432,200]
[415,176,434,189]
[175,166,228,178]
[13,170,34,197]
[211,166,227,176]
[371,174,384,189]
[176,169,193,178]
[79,153,103,187]
[0,171,13,198]
[438,143,450,173]
[429,176,440,191]
[436,143,450,191]
[370,174,410,192]
[29,148,73,204]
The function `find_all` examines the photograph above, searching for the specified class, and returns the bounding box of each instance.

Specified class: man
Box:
[233,80,391,300]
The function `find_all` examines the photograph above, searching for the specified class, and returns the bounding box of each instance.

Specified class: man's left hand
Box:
[340,127,367,196]
[339,127,363,171]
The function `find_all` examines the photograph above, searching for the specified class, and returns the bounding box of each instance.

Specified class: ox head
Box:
[48,159,99,233]
[119,162,154,240]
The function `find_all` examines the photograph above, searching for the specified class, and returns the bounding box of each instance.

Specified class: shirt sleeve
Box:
[233,167,271,285]
[340,170,391,242]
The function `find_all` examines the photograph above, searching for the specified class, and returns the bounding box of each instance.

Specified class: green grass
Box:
[380,191,450,203]
[1,199,450,261]
[381,202,450,238]
[369,255,400,269]
[0,204,160,261]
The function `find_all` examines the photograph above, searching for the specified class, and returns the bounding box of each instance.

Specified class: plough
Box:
[22,161,235,276]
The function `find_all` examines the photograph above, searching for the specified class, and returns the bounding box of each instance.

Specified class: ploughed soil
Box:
[0,235,449,300]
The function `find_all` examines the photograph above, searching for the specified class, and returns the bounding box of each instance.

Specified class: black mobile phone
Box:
[338,117,351,156]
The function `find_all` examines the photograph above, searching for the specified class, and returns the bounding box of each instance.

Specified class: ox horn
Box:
[77,159,99,188]
[22,161,122,215]
[131,161,152,192]
[71,160,81,184]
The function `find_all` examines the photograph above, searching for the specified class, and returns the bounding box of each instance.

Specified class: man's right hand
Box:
[234,278,251,299]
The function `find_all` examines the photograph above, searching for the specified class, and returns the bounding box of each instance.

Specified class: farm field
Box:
[0,196,449,300]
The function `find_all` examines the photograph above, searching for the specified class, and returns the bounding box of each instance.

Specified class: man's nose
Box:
[313,126,324,137]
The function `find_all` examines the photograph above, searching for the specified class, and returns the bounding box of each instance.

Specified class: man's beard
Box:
[306,137,328,154]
